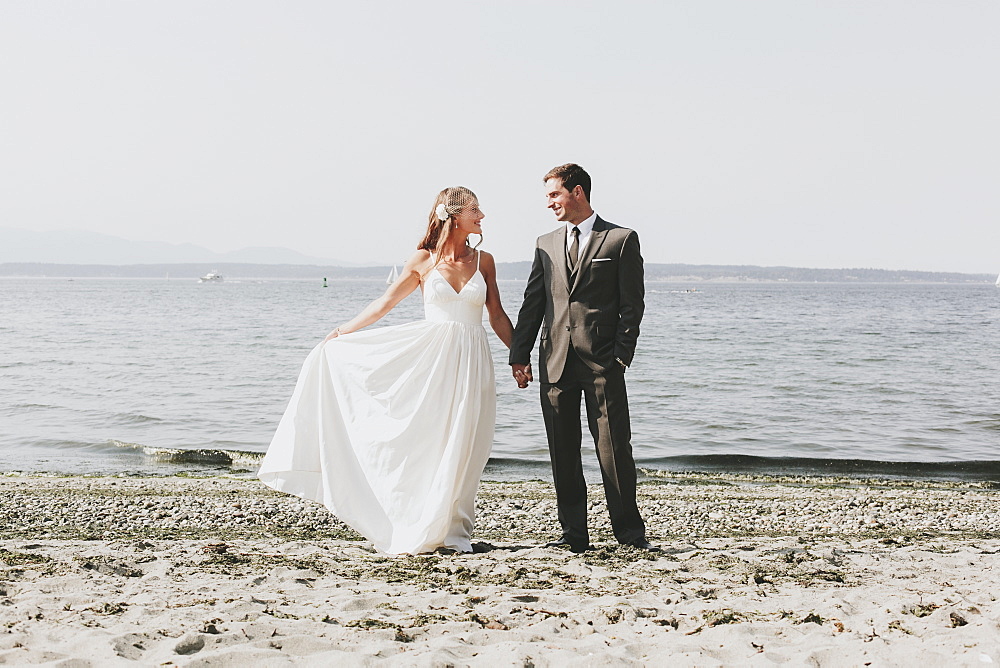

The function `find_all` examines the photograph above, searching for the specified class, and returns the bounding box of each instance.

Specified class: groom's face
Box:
[545,178,586,224]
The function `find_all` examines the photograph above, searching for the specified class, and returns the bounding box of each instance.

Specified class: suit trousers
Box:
[540,345,646,545]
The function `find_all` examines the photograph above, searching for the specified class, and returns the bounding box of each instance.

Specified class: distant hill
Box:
[0,228,353,266]
[0,261,991,283]
[640,263,992,284]
[3,229,989,283]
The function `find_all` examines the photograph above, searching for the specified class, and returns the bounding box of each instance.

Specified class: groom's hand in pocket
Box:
[512,363,532,389]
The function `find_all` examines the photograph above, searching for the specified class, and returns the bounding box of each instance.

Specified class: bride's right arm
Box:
[325,250,431,340]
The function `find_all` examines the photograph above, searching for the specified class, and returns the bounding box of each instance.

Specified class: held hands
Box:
[511,363,532,389]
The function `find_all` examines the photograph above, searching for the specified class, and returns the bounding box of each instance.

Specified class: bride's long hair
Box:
[417,187,483,261]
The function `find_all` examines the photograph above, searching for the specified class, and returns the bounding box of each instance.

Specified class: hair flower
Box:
[435,203,449,221]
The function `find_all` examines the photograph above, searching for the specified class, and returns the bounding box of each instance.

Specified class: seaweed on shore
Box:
[0,520,364,543]
[338,555,586,594]
[0,548,60,576]
[581,544,672,567]
[196,550,331,576]
[0,548,52,567]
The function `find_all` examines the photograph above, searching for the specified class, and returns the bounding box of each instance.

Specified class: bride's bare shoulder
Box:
[478,250,497,269]
[405,249,435,276]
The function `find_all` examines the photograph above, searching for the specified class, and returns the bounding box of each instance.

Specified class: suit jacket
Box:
[509,216,644,384]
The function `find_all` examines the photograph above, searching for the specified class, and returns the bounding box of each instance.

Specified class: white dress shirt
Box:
[566,212,598,264]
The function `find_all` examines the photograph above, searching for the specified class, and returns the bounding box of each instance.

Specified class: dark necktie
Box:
[568,226,580,274]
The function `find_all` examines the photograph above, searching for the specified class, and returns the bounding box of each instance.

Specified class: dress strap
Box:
[475,249,481,271]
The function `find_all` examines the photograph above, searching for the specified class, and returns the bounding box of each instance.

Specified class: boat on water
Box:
[199,271,224,283]
[386,265,399,285]
[996,272,999,287]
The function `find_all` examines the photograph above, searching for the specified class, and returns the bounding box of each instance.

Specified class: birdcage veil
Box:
[417,186,482,259]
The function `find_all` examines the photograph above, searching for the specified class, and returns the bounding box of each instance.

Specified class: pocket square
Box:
[592,258,612,262]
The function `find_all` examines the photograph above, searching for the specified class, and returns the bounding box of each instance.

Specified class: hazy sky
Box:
[2,1,997,272]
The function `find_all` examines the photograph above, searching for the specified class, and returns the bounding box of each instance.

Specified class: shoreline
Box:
[7,451,1000,488]
[2,474,999,665]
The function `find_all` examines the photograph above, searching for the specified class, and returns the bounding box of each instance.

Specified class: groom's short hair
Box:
[544,163,591,202]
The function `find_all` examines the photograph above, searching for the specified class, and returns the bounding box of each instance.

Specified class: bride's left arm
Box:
[325,249,430,341]
[481,251,515,349]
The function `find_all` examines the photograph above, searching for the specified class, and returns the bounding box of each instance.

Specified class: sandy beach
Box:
[2,472,999,666]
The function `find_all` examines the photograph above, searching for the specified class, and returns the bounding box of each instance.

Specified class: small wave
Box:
[967,417,1000,432]
[111,413,164,425]
[110,440,264,468]
[221,449,266,468]
[637,454,1000,483]
[483,457,551,481]
[15,439,125,452]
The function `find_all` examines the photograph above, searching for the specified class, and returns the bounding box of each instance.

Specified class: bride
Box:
[258,186,517,554]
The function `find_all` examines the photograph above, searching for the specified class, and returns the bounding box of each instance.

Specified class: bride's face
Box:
[452,201,484,235]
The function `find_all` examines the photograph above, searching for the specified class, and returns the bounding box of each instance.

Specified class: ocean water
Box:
[2,277,998,481]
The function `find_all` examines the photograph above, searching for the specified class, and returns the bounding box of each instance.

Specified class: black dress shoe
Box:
[624,539,662,552]
[544,539,590,553]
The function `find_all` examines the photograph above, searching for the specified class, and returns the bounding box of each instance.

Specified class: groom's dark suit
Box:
[510,216,646,547]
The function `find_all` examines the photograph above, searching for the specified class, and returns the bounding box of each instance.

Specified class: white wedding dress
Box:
[258,254,495,554]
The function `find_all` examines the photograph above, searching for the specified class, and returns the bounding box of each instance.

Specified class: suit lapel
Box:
[551,228,572,294]
[569,217,609,294]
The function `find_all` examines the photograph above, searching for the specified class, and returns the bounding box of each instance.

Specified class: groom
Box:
[510,163,654,553]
